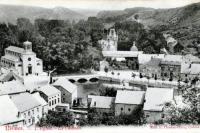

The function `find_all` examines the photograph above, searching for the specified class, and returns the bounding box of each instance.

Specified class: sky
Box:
[0,0,200,10]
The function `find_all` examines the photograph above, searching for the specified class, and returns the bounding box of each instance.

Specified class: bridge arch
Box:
[89,77,99,82]
[68,79,76,83]
[77,78,88,83]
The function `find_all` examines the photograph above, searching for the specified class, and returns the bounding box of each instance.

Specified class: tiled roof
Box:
[32,92,47,106]
[1,55,20,62]
[10,92,41,112]
[0,95,23,125]
[53,78,77,93]
[23,75,49,91]
[143,87,174,112]
[38,84,60,97]
[0,80,27,95]
[115,90,145,105]
[88,95,115,109]
[6,46,24,54]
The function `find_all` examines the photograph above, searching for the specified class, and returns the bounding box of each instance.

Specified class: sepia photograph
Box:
[0,0,200,132]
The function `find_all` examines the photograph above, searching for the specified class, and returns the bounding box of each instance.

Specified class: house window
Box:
[63,98,65,101]
[128,108,131,112]
[52,100,54,105]
[28,111,30,116]
[32,110,34,114]
[121,107,123,111]
[164,73,167,77]
[58,98,60,103]
[161,114,165,118]
[37,108,39,112]
[55,99,57,104]
[28,119,31,123]
[24,113,26,118]
[28,58,31,61]
[94,102,96,106]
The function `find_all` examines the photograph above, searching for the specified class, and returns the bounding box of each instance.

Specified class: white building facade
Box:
[1,41,43,76]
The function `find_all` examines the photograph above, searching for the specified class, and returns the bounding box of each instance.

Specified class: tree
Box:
[99,87,117,97]
[164,87,200,125]
[116,106,146,125]
[37,110,74,127]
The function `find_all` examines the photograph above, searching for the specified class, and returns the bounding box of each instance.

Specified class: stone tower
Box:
[107,29,118,51]
[22,41,37,76]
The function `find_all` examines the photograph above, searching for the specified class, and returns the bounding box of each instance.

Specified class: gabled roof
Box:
[32,92,48,106]
[88,95,115,109]
[0,80,27,95]
[23,75,49,91]
[115,90,145,105]
[0,95,23,125]
[1,55,20,62]
[144,87,174,112]
[6,46,24,54]
[53,78,77,93]
[10,92,41,112]
[38,84,60,97]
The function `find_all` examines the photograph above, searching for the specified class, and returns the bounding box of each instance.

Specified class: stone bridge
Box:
[52,74,100,84]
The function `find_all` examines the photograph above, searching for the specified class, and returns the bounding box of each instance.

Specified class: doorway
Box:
[28,64,32,74]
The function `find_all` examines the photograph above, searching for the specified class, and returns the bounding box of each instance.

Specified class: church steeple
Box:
[106,29,118,51]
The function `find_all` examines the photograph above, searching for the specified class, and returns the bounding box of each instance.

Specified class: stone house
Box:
[0,95,24,126]
[115,90,145,116]
[53,78,78,107]
[87,95,115,114]
[143,87,174,123]
[38,84,61,111]
[10,93,43,127]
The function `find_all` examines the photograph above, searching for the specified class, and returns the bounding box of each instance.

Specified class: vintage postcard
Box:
[0,0,200,132]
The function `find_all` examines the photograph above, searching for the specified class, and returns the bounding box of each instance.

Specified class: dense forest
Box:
[0,17,167,74]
